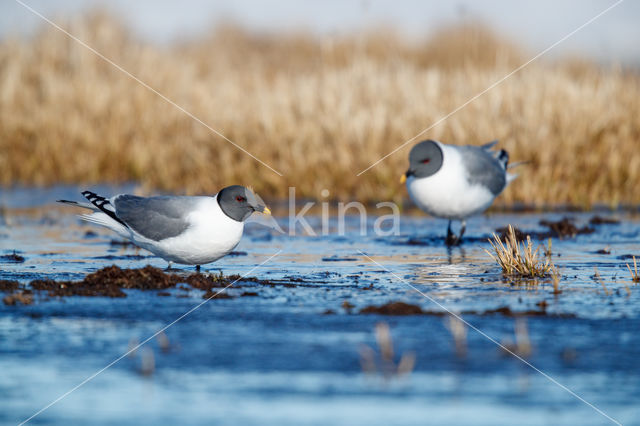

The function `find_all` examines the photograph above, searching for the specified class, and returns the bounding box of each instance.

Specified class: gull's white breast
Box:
[406,143,496,220]
[132,196,244,265]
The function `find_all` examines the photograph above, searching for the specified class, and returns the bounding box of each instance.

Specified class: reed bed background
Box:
[1,13,639,206]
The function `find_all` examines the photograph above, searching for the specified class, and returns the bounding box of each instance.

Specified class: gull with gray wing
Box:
[58,185,271,269]
[401,139,517,245]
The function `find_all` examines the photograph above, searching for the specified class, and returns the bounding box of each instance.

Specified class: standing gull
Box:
[401,139,516,245]
[58,185,271,269]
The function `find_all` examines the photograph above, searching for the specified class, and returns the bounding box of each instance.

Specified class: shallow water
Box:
[1,188,639,425]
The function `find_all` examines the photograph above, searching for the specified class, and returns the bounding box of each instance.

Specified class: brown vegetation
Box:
[2,265,253,303]
[360,301,425,315]
[486,225,554,278]
[1,13,639,205]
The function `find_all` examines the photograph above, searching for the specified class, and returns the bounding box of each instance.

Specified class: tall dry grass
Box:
[1,13,639,206]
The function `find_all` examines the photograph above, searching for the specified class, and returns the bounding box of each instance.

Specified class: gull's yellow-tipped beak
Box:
[263,206,272,215]
[400,173,407,184]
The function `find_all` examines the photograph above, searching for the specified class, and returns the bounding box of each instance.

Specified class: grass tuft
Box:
[486,225,553,278]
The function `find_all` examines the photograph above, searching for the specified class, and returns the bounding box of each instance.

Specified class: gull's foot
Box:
[445,220,465,246]
[445,233,461,246]
[164,262,181,272]
[446,226,461,246]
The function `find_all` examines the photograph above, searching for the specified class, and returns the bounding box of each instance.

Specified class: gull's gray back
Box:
[457,145,507,195]
[114,195,202,241]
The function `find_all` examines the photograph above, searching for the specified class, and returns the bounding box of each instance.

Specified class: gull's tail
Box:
[80,191,128,228]
[481,139,526,184]
[496,149,509,170]
[57,199,95,210]
[58,191,130,237]
[505,161,529,184]
[482,140,509,170]
[507,161,530,170]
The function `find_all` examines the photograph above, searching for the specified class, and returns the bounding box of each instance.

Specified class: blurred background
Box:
[1,0,639,206]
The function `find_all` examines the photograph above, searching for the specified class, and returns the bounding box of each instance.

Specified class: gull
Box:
[401,139,517,245]
[58,185,271,269]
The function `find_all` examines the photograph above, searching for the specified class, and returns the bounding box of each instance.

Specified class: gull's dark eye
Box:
[236,196,246,203]
[421,158,430,164]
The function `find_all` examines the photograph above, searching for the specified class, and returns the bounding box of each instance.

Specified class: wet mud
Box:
[1,265,275,303]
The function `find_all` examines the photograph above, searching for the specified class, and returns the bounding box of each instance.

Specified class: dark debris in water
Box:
[589,215,620,225]
[618,254,640,260]
[539,218,594,238]
[358,301,575,317]
[360,301,426,315]
[1,265,278,304]
[202,290,235,299]
[0,280,20,291]
[406,238,428,246]
[109,239,136,247]
[475,306,575,318]
[0,251,26,263]
[322,256,358,262]
[496,217,596,242]
[495,226,530,242]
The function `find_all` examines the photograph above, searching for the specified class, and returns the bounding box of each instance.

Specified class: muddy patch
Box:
[0,280,20,291]
[589,216,620,225]
[360,301,427,315]
[358,301,575,317]
[1,265,278,304]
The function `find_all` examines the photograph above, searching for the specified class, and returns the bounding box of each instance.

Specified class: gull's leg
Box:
[165,261,173,271]
[445,220,457,246]
[196,265,201,273]
[458,220,466,242]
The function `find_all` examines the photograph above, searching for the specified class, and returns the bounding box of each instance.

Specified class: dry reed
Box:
[486,225,553,278]
[626,256,640,283]
[593,267,611,296]
[1,13,639,205]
